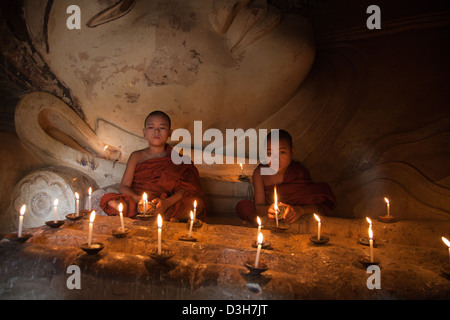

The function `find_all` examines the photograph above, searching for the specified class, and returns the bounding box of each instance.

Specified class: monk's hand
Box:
[283,204,304,224]
[152,198,167,215]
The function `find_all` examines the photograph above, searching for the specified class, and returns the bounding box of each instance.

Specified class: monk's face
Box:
[143,115,171,147]
[267,139,294,174]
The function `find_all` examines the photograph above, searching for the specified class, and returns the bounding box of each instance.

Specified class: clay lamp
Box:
[359,218,377,247]
[45,199,65,228]
[245,232,269,275]
[179,211,197,242]
[191,200,203,229]
[441,237,450,278]
[359,227,380,267]
[309,213,330,245]
[378,197,396,223]
[148,215,174,263]
[238,163,250,182]
[112,203,131,238]
[66,192,84,221]
[81,211,104,254]
[6,205,32,243]
[252,217,272,249]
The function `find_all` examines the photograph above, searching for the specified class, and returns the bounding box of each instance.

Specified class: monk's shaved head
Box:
[266,129,292,149]
[144,110,171,128]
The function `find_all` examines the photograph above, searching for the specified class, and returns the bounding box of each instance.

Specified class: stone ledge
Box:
[0,216,449,299]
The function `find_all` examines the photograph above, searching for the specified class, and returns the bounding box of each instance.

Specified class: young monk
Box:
[236,130,336,225]
[100,111,206,221]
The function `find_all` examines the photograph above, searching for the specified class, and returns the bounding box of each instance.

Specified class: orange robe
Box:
[101,145,206,220]
[236,161,336,221]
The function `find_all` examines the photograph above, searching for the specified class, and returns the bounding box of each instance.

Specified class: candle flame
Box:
[190,211,194,221]
[258,232,263,245]
[313,213,321,223]
[89,210,96,223]
[20,205,26,216]
[103,145,109,152]
[442,237,450,248]
[54,199,59,206]
[75,192,79,200]
[194,200,197,209]
[89,187,92,196]
[118,203,123,213]
[368,227,373,240]
[384,197,389,204]
[157,214,162,228]
[240,163,243,170]
[143,192,147,201]
[257,216,261,226]
[366,217,372,225]
[274,186,278,211]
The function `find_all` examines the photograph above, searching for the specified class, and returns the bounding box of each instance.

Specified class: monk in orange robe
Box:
[236,130,336,225]
[101,111,206,221]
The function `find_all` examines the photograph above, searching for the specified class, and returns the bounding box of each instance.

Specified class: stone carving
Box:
[15,92,125,188]
[1,1,449,226]
[10,167,96,228]
[86,0,137,28]
[21,0,315,135]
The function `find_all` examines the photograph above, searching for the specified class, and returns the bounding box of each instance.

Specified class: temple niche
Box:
[0,0,449,301]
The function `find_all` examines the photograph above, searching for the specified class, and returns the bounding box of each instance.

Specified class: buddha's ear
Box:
[86,0,137,28]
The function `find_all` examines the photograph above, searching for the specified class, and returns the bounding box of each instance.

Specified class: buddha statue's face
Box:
[24,0,315,138]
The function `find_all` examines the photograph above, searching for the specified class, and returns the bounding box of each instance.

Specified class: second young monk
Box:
[100,111,206,221]
[236,130,336,225]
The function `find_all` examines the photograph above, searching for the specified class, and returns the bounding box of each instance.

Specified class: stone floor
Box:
[0,214,449,300]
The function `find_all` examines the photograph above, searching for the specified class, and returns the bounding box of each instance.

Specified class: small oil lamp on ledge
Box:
[149,215,174,263]
[66,213,84,221]
[112,203,131,238]
[251,239,272,250]
[358,227,380,267]
[6,205,32,242]
[80,211,104,254]
[244,232,269,275]
[148,249,175,263]
[112,228,131,238]
[66,192,90,221]
[238,163,250,182]
[45,199,65,228]
[81,242,104,255]
[378,197,397,223]
[309,213,330,245]
[66,192,86,221]
[5,232,32,243]
[441,237,450,278]
[179,211,197,242]
[45,220,65,228]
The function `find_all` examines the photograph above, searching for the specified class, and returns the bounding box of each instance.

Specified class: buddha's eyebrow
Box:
[86,0,137,28]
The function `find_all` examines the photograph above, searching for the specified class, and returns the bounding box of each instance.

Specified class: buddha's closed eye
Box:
[86,0,137,28]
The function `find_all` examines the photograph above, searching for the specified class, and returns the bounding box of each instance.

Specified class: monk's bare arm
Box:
[118,152,141,202]
[163,189,186,208]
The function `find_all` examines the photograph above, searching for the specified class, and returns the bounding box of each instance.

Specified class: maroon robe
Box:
[101,145,206,220]
[236,161,336,221]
